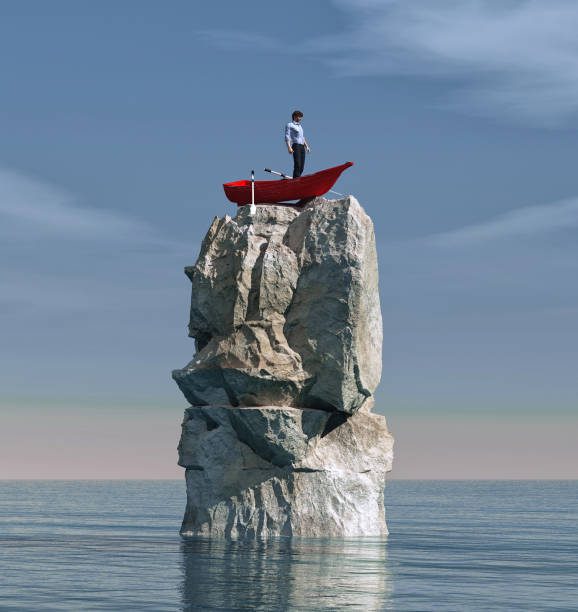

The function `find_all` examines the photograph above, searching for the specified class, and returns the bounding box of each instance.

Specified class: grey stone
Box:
[173,196,382,415]
[172,196,394,538]
[178,406,394,538]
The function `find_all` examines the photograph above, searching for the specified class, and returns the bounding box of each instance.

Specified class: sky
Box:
[1,0,576,479]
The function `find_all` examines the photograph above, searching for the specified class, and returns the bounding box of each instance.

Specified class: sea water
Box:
[0,480,576,611]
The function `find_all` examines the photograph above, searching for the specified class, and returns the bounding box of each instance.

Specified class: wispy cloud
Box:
[327,0,578,124]
[380,196,578,322]
[427,197,578,247]
[201,0,578,125]
[0,167,191,315]
[0,168,184,250]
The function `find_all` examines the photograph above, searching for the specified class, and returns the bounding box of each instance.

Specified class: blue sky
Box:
[1,0,576,478]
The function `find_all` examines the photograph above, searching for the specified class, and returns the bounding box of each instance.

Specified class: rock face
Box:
[178,405,393,537]
[172,197,382,415]
[173,196,394,538]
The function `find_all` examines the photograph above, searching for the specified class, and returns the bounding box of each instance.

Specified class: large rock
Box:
[173,196,394,538]
[178,405,394,538]
[172,197,382,415]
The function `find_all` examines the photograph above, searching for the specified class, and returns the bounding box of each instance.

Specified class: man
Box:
[285,110,311,178]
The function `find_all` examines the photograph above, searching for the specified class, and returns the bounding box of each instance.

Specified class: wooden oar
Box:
[264,168,344,197]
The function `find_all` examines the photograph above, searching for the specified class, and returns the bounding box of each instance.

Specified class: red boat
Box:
[223,162,354,206]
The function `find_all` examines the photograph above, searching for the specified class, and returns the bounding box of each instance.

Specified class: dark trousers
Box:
[292,143,305,178]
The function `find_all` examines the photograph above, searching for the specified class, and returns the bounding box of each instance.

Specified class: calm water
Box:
[0,480,576,611]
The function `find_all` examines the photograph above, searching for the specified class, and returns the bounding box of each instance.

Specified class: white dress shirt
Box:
[285,121,305,145]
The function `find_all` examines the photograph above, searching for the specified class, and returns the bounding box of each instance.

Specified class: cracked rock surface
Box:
[172,196,382,415]
[178,405,394,537]
[173,196,394,538]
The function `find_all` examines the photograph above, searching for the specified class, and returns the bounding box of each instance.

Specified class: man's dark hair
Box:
[292,110,303,120]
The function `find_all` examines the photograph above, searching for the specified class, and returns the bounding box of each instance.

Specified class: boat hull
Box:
[223,162,354,206]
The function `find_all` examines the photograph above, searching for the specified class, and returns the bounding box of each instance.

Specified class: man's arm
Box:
[285,124,293,154]
[304,138,311,153]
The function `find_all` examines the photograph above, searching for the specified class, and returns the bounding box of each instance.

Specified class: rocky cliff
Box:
[173,196,394,537]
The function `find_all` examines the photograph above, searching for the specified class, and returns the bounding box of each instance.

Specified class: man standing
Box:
[285,110,311,178]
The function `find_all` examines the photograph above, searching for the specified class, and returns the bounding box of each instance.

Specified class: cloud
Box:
[334,0,578,124]
[201,0,578,125]
[0,167,184,250]
[0,167,191,314]
[427,197,578,247]
[378,194,578,318]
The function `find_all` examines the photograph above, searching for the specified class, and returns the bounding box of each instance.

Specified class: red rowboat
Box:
[223,162,354,206]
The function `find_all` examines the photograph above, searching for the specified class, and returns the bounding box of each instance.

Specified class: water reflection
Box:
[180,536,392,611]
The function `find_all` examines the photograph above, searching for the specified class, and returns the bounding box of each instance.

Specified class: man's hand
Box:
[287,146,293,154]
[306,145,311,153]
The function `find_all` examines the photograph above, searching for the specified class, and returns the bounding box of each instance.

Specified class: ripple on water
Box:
[0,480,576,611]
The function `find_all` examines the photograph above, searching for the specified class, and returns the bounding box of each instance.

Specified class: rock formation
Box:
[173,196,394,537]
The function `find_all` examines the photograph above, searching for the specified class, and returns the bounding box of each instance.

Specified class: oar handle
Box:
[264,168,291,179]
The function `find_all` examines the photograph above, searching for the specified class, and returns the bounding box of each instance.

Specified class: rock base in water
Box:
[178,405,394,538]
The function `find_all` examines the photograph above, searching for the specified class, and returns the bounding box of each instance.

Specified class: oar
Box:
[264,168,291,179]
[263,168,344,197]
[250,169,256,215]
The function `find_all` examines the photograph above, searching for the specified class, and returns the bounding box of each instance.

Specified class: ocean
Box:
[0,480,575,611]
